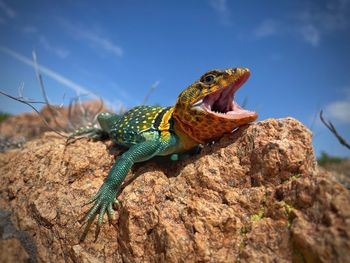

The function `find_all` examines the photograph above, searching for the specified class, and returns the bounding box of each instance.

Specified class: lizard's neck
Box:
[172,104,210,150]
[173,116,204,150]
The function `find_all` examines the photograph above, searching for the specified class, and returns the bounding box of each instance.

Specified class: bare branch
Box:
[14,82,47,104]
[32,50,66,131]
[142,80,160,105]
[65,95,104,131]
[59,93,66,108]
[79,97,89,127]
[91,97,104,124]
[2,51,107,140]
[320,110,350,150]
[18,81,24,98]
[66,97,79,131]
[309,110,318,132]
[0,90,67,138]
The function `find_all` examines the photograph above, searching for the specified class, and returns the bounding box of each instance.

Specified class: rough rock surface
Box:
[0,117,349,263]
[321,160,350,189]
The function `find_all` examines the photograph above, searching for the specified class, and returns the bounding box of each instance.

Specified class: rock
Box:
[0,117,349,262]
[321,159,350,190]
[0,238,29,263]
[0,210,34,263]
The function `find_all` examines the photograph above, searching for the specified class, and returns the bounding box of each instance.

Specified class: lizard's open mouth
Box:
[192,75,257,120]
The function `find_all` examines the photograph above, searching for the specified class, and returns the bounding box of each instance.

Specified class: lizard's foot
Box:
[79,183,118,242]
[170,145,203,161]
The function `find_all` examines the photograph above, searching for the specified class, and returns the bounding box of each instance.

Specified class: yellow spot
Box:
[161,131,171,140]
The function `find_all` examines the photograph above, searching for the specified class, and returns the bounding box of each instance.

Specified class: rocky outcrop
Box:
[321,160,350,189]
[0,117,349,262]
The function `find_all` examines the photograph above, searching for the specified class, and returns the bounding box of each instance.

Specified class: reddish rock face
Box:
[0,117,349,262]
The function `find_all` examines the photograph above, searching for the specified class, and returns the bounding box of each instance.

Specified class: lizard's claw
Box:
[113,198,121,209]
[79,183,117,242]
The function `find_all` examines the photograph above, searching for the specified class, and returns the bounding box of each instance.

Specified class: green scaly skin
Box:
[71,68,258,241]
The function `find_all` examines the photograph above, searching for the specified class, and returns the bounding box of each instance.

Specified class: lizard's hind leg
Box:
[68,112,119,142]
[67,126,109,142]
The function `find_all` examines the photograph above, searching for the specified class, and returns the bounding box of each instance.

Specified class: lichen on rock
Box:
[0,117,349,262]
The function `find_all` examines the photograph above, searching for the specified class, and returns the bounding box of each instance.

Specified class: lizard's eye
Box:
[203,75,215,85]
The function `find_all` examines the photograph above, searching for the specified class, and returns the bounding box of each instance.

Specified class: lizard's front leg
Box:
[80,139,171,241]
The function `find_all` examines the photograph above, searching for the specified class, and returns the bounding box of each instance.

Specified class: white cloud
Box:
[295,0,349,46]
[296,0,349,27]
[59,19,123,58]
[208,0,231,26]
[39,35,70,59]
[0,0,16,19]
[81,30,123,57]
[0,46,120,108]
[325,87,350,124]
[325,101,350,123]
[253,19,278,38]
[300,24,320,47]
[17,25,69,59]
[250,0,350,47]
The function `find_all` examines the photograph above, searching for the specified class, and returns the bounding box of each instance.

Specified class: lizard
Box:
[71,67,258,241]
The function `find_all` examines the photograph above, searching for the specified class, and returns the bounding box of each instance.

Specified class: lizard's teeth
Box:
[192,99,203,107]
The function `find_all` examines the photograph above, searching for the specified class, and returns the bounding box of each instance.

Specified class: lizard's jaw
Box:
[192,74,257,120]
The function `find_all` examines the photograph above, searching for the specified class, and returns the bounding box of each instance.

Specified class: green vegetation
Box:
[251,207,265,222]
[283,173,302,184]
[238,224,252,253]
[278,200,294,227]
[0,111,12,123]
[240,225,251,235]
[317,151,345,166]
[262,192,268,203]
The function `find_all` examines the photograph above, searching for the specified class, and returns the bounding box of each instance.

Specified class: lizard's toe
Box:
[79,184,118,242]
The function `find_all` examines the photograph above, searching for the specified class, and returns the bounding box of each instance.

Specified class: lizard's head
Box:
[173,68,258,145]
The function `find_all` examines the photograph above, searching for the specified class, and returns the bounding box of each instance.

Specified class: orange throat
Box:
[173,107,257,148]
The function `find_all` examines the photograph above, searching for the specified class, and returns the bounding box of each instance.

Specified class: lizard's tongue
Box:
[202,86,256,118]
[203,86,233,112]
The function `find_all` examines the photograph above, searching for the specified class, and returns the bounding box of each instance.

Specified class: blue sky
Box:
[0,0,349,158]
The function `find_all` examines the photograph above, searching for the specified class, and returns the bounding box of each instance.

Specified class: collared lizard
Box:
[70,68,258,241]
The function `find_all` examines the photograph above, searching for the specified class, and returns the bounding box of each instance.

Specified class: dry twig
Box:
[320,110,350,150]
[0,50,107,139]
[0,90,67,138]
[142,80,160,105]
[32,50,66,131]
